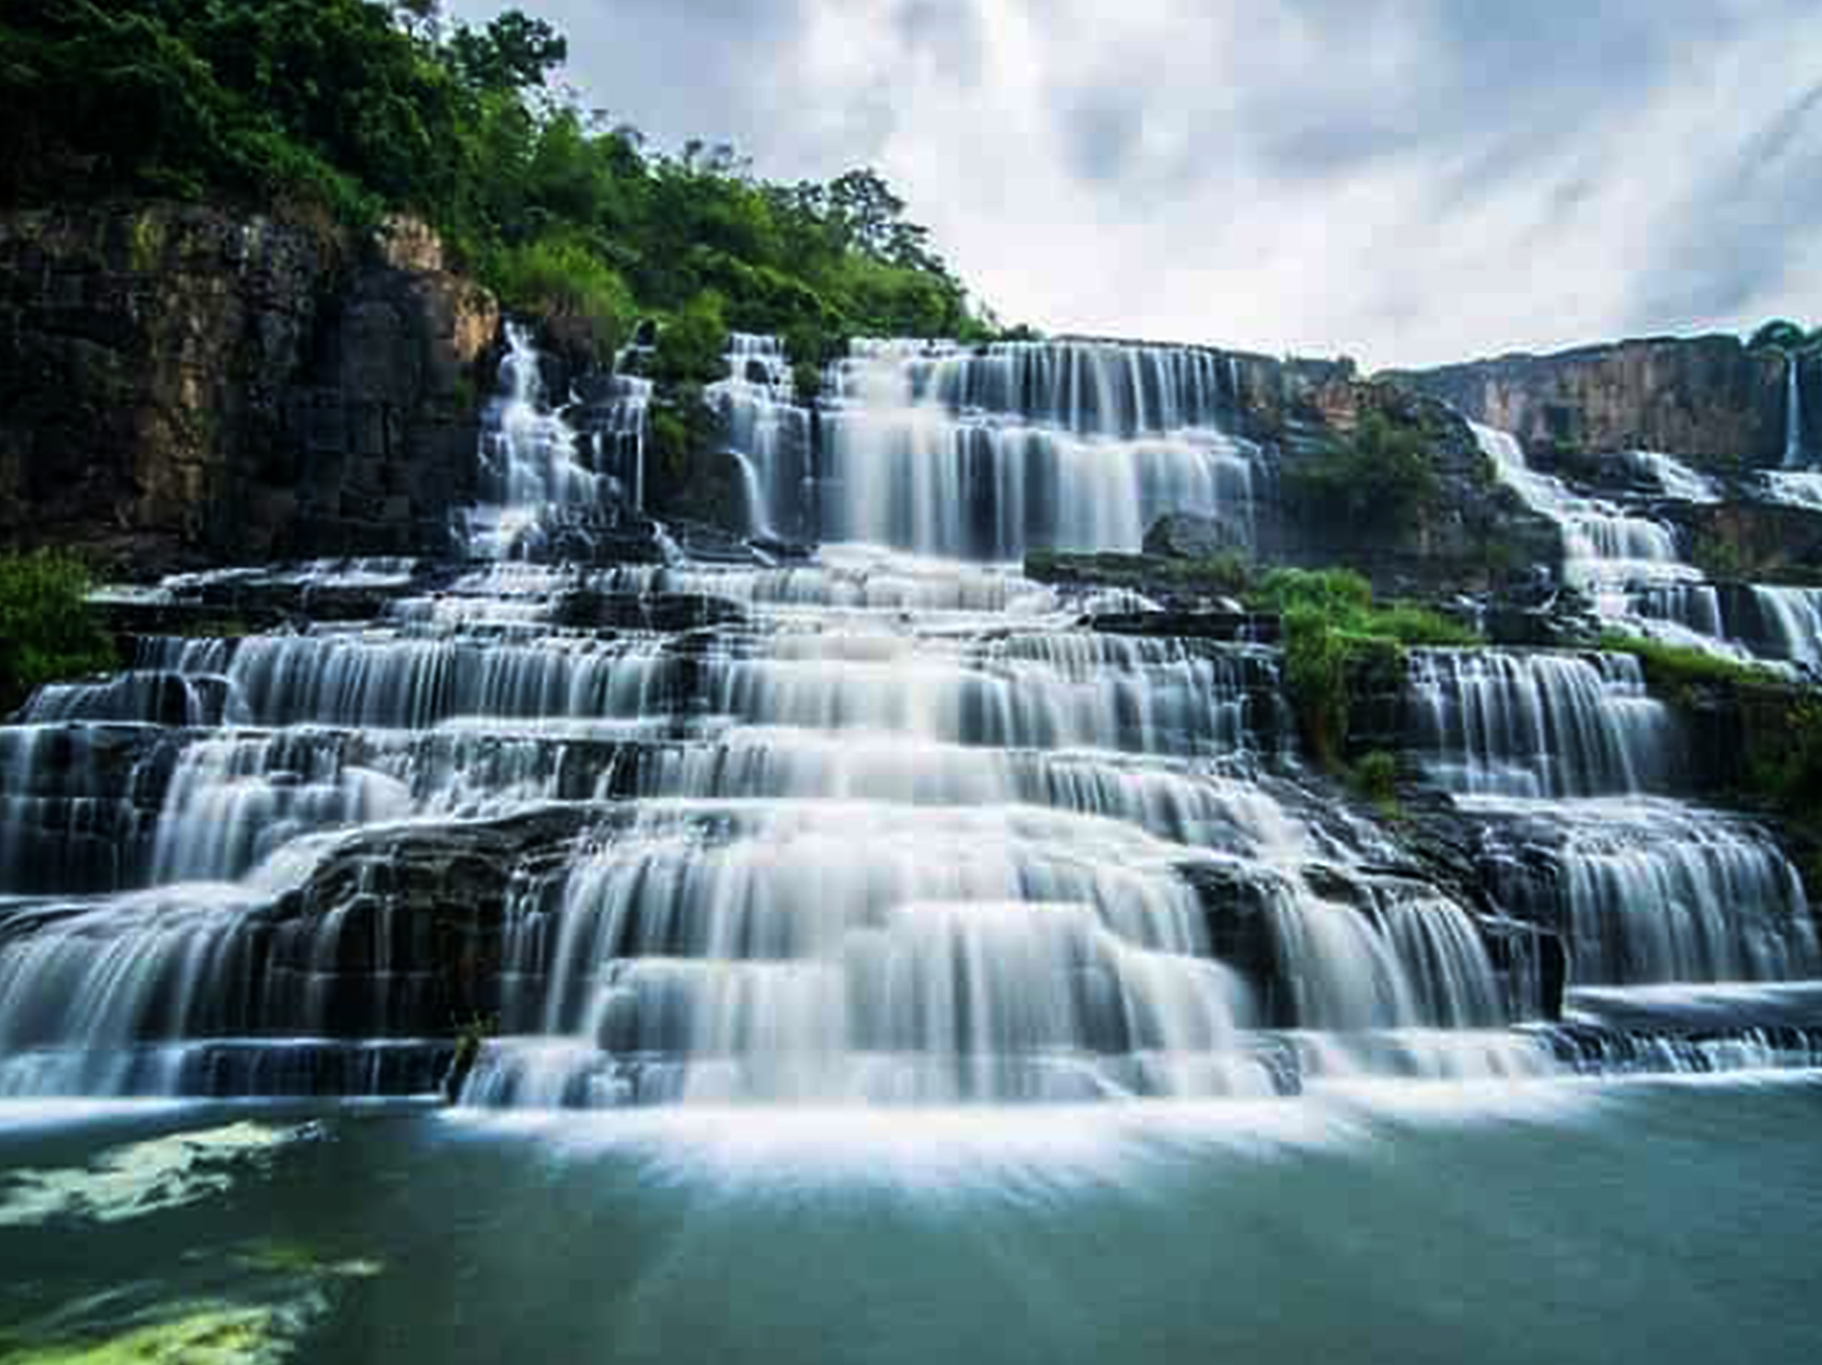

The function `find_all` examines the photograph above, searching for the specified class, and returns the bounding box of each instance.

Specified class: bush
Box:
[1281,412,1439,533]
[491,233,638,364]
[1749,319,1810,352]
[652,291,729,387]
[1255,568,1477,766]
[1351,750,1401,816]
[0,550,117,713]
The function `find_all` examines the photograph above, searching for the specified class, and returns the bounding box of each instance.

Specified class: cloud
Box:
[446,0,1822,366]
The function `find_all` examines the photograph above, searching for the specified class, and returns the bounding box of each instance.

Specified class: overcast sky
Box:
[447,0,1822,368]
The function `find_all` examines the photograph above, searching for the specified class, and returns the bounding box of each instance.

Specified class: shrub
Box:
[1255,568,1478,767]
[0,550,117,713]
[1749,319,1810,352]
[1281,412,1439,534]
[491,233,638,364]
[652,291,729,387]
[1352,750,1401,816]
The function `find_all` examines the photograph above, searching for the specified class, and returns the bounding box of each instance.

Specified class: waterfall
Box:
[1405,648,1672,798]
[706,333,811,539]
[468,322,607,559]
[1785,354,1807,470]
[817,339,1260,559]
[1474,799,1819,985]
[1470,423,1690,598]
[1748,586,1822,669]
[1472,421,1820,668]
[2,335,1818,1107]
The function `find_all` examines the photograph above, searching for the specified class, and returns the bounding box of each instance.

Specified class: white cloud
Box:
[447,0,1822,366]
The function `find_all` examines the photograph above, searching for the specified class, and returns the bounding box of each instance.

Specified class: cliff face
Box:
[0,203,498,574]
[1390,335,1812,469]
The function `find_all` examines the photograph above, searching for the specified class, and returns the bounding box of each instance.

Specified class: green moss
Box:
[0,1306,277,1364]
[1596,630,1777,698]
[1154,553,1252,595]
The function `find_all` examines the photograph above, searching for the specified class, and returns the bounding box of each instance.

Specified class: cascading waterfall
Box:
[1472,799,1819,985]
[818,339,1260,558]
[0,329,1816,1107]
[707,333,811,539]
[1472,421,1819,670]
[469,322,607,559]
[1406,646,1819,987]
[1404,648,1672,798]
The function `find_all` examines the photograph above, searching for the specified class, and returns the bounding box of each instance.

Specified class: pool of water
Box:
[2,1075,1819,1362]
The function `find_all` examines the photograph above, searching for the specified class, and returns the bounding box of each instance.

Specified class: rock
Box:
[552,589,745,632]
[0,202,499,575]
[1143,512,1243,559]
[1388,334,1794,471]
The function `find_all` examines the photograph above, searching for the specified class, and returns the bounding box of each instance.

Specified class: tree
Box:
[447,10,565,92]
[1750,319,1809,352]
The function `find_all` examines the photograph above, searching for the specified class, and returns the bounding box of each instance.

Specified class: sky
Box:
[446,0,1822,368]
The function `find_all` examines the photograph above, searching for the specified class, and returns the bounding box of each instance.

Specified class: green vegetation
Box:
[1350,750,1402,819]
[1748,319,1822,353]
[1281,411,1440,534]
[0,550,117,713]
[1596,630,1777,700]
[0,1,990,369]
[1248,569,1477,768]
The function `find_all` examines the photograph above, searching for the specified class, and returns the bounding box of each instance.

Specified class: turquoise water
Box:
[2,1077,1820,1362]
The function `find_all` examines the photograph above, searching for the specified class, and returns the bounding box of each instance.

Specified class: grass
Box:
[1595,630,1778,694]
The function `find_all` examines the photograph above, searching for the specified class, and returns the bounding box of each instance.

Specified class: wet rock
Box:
[551,589,746,632]
[1144,511,1245,559]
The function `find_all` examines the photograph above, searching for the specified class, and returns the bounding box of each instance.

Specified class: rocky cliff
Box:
[1389,334,1816,469]
[0,203,499,575]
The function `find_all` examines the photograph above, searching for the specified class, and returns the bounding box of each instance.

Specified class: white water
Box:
[818,339,1260,558]
[1784,355,1807,469]
[707,333,810,539]
[0,333,1817,1105]
[1471,421,1820,670]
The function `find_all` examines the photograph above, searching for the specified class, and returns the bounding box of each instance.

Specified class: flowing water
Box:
[1,332,1819,1358]
[1471,421,1822,671]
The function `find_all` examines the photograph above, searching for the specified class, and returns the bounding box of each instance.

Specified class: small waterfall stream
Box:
[1785,353,1807,470]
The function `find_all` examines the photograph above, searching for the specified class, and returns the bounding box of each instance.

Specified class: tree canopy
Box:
[0,0,990,365]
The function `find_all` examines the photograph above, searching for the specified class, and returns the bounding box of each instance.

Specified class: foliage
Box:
[1755,697,1822,820]
[1351,750,1402,818]
[1281,411,1439,533]
[490,231,636,363]
[1748,319,1813,352]
[1596,630,1777,697]
[1253,569,1478,767]
[0,549,118,713]
[1155,553,1253,595]
[652,291,731,387]
[0,1,989,362]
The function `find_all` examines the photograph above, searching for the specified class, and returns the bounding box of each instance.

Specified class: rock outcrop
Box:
[0,202,499,575]
[1388,334,1812,470]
